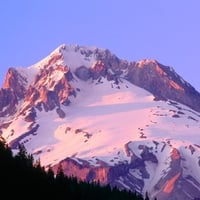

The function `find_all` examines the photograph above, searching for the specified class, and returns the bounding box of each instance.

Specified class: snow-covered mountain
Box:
[1,44,200,200]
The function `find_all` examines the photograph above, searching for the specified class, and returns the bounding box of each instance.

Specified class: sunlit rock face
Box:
[1,44,200,200]
[52,142,200,200]
[0,68,27,117]
[127,59,200,112]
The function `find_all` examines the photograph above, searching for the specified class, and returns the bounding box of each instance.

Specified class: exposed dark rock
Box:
[139,145,158,163]
[0,88,18,117]
[64,69,74,81]
[24,107,37,122]
[9,124,40,149]
[56,108,66,118]
[75,66,91,81]
[172,114,180,118]
[25,86,40,105]
[189,145,195,154]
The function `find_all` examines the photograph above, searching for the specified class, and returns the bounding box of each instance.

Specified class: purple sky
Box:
[1,0,200,91]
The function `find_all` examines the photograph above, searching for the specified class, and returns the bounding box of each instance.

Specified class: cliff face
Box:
[0,68,27,117]
[24,64,75,115]
[126,59,200,112]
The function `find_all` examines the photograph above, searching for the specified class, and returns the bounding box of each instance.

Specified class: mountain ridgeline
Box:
[0,44,200,200]
[1,45,200,118]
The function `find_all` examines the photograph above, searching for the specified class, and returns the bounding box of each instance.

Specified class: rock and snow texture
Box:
[0,44,200,199]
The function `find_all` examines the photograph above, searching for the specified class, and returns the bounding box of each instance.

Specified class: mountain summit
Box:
[1,44,200,199]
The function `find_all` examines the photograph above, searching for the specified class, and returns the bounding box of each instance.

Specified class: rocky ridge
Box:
[1,44,200,119]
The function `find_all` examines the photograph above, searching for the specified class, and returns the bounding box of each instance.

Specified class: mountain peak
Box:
[1,44,200,118]
[1,44,200,200]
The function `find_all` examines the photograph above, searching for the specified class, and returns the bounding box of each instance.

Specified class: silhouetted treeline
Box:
[0,138,153,200]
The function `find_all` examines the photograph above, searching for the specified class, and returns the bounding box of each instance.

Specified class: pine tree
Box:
[145,191,150,200]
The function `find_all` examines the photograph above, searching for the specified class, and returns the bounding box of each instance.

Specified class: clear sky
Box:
[1,0,200,91]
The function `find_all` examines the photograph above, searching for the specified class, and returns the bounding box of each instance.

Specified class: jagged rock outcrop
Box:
[24,107,37,122]
[126,59,200,112]
[0,68,27,117]
[3,67,27,97]
[0,88,18,117]
[0,63,75,118]
[31,64,75,112]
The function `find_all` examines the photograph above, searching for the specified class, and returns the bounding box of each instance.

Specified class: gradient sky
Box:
[1,0,200,91]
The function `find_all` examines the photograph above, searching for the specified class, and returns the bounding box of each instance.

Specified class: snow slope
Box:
[2,77,200,166]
